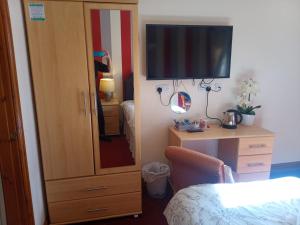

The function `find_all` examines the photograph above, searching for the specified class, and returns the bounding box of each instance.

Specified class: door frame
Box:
[0,0,35,224]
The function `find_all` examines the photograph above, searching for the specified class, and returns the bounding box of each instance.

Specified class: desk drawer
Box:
[103,105,119,117]
[46,172,141,202]
[48,192,141,224]
[239,137,274,156]
[237,154,272,173]
[233,172,270,182]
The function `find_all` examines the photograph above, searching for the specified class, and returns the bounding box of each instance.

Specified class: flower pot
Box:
[241,114,255,126]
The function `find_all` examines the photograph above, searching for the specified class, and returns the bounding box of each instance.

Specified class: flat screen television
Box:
[146,24,233,80]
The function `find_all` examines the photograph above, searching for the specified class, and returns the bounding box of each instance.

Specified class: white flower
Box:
[237,78,259,108]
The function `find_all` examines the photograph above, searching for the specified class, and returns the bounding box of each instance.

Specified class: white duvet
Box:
[121,100,135,130]
[164,177,300,225]
[121,100,135,156]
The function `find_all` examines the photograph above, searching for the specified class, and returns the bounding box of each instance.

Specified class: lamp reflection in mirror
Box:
[100,78,115,101]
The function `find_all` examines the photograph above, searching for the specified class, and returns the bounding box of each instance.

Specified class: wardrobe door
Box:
[84,3,141,175]
[24,1,94,180]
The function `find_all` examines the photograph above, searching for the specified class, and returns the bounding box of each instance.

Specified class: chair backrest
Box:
[165,146,225,192]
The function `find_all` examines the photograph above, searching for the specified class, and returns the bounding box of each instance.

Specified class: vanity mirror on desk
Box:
[169,125,275,182]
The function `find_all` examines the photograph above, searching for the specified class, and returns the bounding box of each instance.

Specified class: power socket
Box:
[157,87,162,94]
[155,84,170,93]
[198,83,210,91]
[199,82,222,92]
[214,83,221,90]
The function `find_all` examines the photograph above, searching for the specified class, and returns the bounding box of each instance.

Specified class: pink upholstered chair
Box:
[165,146,225,193]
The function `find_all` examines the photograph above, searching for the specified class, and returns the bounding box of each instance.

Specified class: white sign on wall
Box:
[28,3,45,21]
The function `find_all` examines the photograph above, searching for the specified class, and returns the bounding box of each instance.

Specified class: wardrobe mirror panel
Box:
[90,8,135,169]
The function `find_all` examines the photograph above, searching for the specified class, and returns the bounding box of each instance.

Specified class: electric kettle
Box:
[222,109,243,129]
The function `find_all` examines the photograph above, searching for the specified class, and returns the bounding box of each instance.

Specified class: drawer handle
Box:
[249,144,266,149]
[247,162,264,167]
[87,208,108,213]
[86,186,108,192]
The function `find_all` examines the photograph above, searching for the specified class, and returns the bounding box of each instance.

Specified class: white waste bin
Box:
[142,162,170,199]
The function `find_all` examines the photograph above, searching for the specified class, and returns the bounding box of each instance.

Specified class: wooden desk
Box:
[169,125,275,182]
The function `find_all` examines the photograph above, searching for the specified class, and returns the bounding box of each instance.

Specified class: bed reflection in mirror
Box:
[91,8,135,168]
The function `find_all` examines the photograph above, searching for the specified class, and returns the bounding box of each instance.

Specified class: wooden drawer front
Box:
[237,154,272,173]
[48,192,141,224]
[46,172,141,202]
[103,105,119,117]
[105,117,119,135]
[233,172,270,182]
[239,137,274,156]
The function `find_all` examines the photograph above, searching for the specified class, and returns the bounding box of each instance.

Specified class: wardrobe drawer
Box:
[239,137,274,156]
[48,192,141,224]
[103,105,119,117]
[237,154,272,173]
[46,172,141,202]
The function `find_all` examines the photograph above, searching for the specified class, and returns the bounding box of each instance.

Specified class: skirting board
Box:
[270,161,300,178]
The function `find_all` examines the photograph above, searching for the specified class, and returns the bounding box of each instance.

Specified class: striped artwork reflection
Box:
[91,9,132,101]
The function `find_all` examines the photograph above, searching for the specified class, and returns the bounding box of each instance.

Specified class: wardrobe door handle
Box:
[82,91,87,116]
[92,92,97,115]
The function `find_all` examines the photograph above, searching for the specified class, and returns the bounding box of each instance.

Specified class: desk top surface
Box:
[169,125,274,141]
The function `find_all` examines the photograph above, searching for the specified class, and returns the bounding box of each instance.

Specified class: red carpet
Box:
[100,136,135,168]
[79,190,171,225]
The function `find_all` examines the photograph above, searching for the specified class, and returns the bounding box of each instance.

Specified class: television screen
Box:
[146,24,233,80]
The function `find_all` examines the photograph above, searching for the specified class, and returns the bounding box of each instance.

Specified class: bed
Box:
[164,177,300,225]
[121,100,135,158]
[121,73,135,158]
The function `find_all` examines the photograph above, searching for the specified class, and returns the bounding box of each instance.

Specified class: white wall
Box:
[8,1,46,225]
[139,0,300,165]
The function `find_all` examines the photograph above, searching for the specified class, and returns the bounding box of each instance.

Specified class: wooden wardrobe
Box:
[23,0,141,224]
